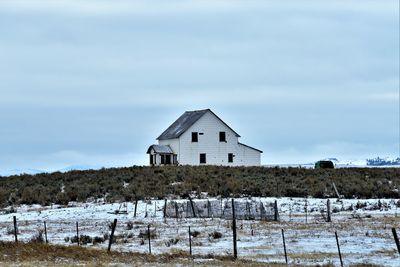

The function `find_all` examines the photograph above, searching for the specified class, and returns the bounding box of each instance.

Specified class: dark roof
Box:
[238,142,263,153]
[157,109,240,140]
[146,145,174,154]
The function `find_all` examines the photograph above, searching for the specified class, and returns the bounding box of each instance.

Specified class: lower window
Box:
[228,153,234,163]
[200,153,206,164]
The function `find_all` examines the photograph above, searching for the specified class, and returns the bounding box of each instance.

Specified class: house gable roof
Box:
[157,109,240,140]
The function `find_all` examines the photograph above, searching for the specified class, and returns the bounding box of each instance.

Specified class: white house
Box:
[146,109,262,166]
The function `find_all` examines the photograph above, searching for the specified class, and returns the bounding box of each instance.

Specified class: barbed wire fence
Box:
[2,198,400,265]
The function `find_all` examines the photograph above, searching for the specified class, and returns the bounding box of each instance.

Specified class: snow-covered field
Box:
[0,198,399,266]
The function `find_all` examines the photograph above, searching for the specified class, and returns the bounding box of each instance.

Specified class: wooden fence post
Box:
[220,199,223,218]
[327,199,331,222]
[274,200,279,221]
[305,199,308,224]
[163,199,167,218]
[44,221,48,244]
[76,221,80,246]
[107,219,117,252]
[281,229,288,264]
[175,202,179,220]
[392,228,400,255]
[148,224,152,254]
[188,196,196,218]
[134,199,138,217]
[332,182,341,199]
[246,201,250,220]
[207,200,211,218]
[189,226,192,256]
[232,199,238,259]
[13,216,18,243]
[260,202,266,221]
[335,231,343,267]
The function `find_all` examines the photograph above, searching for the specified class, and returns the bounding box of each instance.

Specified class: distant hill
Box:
[268,157,400,169]
[366,157,400,166]
[2,157,399,176]
[0,165,101,177]
[0,168,46,176]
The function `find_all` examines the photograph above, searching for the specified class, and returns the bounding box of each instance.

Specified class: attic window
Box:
[192,132,198,142]
[219,132,226,142]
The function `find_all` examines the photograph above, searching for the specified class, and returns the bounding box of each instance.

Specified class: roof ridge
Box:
[186,108,210,113]
[156,109,240,140]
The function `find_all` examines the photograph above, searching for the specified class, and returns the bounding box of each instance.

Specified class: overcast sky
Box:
[0,0,398,173]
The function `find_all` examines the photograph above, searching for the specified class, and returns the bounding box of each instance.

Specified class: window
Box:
[150,155,154,165]
[219,131,226,142]
[200,153,206,164]
[192,132,198,142]
[228,153,234,163]
[160,155,165,164]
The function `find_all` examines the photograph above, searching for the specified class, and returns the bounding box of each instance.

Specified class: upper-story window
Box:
[219,131,226,142]
[192,132,198,142]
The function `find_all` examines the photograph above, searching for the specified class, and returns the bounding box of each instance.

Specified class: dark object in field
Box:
[107,203,128,215]
[315,160,335,169]
[209,231,222,239]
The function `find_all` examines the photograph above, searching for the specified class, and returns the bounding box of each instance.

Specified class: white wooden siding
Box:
[158,110,261,166]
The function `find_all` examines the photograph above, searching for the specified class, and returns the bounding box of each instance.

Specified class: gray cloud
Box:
[0,0,398,172]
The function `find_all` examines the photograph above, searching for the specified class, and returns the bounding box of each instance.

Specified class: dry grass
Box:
[0,241,290,266]
[349,264,381,267]
[289,252,337,260]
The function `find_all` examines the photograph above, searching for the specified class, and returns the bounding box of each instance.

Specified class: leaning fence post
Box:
[188,196,196,218]
[134,199,138,217]
[76,221,80,246]
[44,221,48,244]
[392,228,400,255]
[327,199,331,222]
[148,224,152,254]
[107,219,117,252]
[232,199,238,259]
[335,231,344,267]
[281,229,288,264]
[274,200,279,221]
[13,216,18,243]
[189,226,192,256]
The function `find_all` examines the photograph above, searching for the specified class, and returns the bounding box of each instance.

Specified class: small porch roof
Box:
[146,144,174,154]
